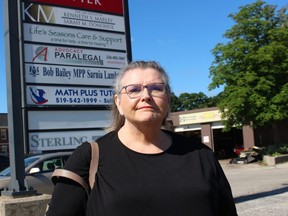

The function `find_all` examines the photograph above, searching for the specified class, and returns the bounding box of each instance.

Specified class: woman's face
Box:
[115,68,170,128]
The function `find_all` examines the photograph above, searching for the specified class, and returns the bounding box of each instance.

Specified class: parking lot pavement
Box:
[220,160,288,216]
[235,188,288,216]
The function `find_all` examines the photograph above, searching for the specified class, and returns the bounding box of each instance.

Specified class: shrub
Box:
[265,144,288,156]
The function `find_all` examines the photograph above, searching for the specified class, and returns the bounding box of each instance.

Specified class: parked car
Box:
[0,155,10,172]
[0,151,72,195]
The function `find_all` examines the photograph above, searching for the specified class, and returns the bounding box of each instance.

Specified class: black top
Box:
[47,130,237,216]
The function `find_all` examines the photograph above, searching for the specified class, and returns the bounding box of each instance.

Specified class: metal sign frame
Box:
[3,0,132,196]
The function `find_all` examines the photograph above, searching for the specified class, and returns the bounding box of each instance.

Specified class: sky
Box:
[0,0,287,113]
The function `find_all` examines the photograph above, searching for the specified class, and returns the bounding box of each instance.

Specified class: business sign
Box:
[24,44,127,68]
[5,0,130,153]
[27,85,114,106]
[23,23,126,50]
[23,3,125,31]
[25,64,118,86]
[179,110,222,125]
[28,110,111,130]
[29,130,106,151]
[26,0,124,15]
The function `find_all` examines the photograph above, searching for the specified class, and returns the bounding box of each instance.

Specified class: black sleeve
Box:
[215,159,238,216]
[46,142,91,216]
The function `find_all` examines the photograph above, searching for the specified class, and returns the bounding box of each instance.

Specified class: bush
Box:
[265,144,288,157]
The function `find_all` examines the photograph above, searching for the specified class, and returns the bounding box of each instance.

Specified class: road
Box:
[220,160,288,216]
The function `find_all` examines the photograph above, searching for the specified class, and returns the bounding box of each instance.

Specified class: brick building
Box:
[0,113,9,155]
[169,107,288,159]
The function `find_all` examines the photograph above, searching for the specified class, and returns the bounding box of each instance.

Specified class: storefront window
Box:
[1,129,7,141]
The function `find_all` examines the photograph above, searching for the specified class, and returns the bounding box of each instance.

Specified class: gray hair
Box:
[107,61,171,132]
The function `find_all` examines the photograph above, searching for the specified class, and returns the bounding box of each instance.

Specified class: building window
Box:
[1,129,7,141]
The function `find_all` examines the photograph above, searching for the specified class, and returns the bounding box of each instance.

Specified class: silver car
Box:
[0,151,72,195]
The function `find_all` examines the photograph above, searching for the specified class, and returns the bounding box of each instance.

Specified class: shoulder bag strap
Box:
[51,169,90,195]
[88,141,99,189]
[51,141,99,195]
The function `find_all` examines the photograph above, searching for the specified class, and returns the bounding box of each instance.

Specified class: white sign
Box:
[29,130,106,151]
[24,44,127,68]
[26,85,114,106]
[203,136,210,143]
[23,23,127,50]
[22,3,125,32]
[28,110,111,130]
[25,63,118,86]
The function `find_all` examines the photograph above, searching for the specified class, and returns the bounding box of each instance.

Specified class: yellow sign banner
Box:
[179,110,222,125]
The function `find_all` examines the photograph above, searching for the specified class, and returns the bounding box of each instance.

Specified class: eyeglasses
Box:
[120,83,166,99]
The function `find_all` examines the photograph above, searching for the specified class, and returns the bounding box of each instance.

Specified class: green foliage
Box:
[178,92,208,111]
[209,0,288,130]
[170,92,219,112]
[170,92,181,112]
[265,143,288,156]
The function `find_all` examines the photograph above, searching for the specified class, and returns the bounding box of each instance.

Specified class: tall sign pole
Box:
[2,0,36,196]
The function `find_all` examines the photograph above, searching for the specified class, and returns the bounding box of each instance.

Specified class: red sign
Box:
[28,0,124,15]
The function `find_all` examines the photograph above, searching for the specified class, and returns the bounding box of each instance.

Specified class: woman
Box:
[47,61,238,216]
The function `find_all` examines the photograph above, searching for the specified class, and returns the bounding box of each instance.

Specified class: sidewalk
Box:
[220,160,288,216]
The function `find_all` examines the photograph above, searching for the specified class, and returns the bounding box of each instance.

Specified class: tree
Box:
[170,92,181,112]
[209,1,288,143]
[170,92,212,111]
[206,94,221,108]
